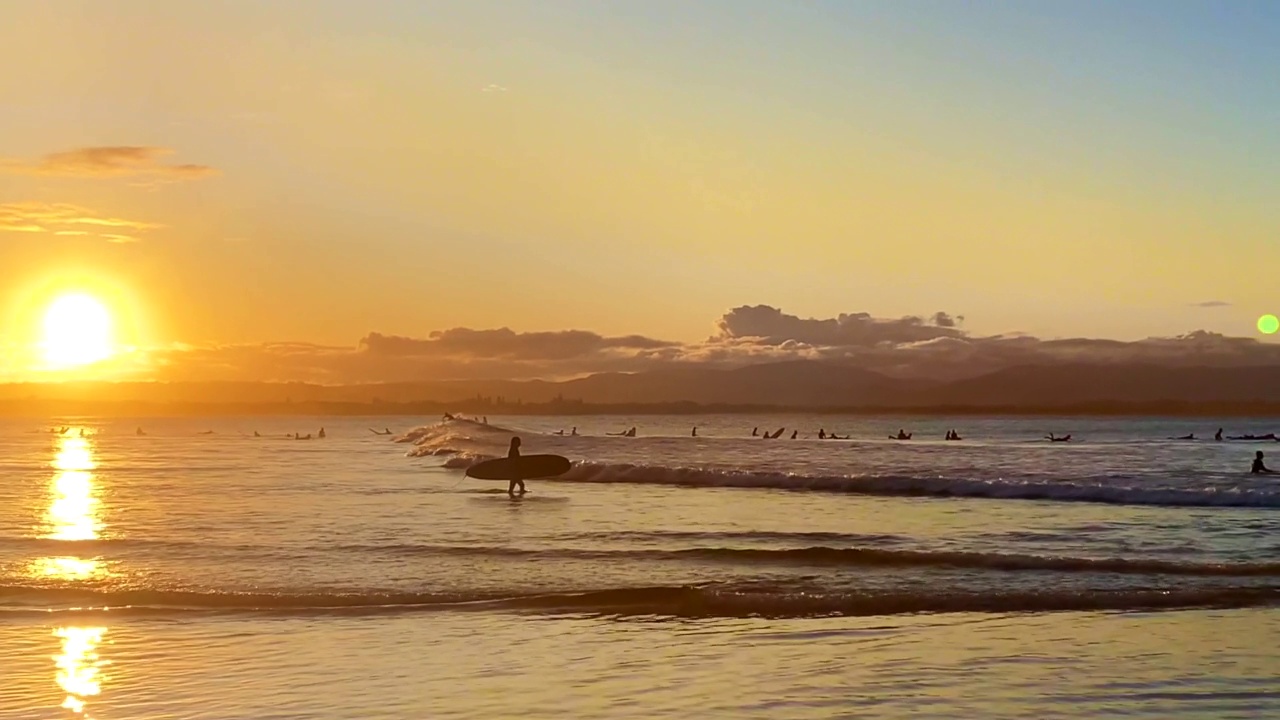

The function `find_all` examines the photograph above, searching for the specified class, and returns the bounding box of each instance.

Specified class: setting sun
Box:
[40,294,115,368]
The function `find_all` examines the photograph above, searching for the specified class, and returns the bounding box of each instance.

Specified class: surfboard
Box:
[465,454,572,481]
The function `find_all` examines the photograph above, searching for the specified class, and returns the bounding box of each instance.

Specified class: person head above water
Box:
[511,436,521,449]
[1258,451,1265,459]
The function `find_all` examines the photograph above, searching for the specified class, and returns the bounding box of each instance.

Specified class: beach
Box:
[2,414,1278,719]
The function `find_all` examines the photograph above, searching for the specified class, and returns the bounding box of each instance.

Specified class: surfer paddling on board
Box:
[507,437,527,495]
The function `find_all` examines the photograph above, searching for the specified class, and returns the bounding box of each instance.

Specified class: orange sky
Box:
[1,1,1276,382]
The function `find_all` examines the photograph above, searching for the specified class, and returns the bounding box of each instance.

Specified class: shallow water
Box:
[1,415,1278,718]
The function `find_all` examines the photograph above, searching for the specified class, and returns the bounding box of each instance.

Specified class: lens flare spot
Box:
[1259,314,1279,335]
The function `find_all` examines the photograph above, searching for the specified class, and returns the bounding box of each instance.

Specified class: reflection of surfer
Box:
[507,437,526,496]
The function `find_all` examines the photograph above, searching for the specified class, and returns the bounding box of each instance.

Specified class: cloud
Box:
[481,84,509,92]
[1192,300,1232,308]
[713,304,965,346]
[0,202,163,242]
[1,146,217,181]
[361,328,677,361]
[135,304,1280,385]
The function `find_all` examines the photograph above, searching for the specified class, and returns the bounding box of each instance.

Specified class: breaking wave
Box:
[4,583,1278,620]
[397,418,1280,508]
[551,462,1280,508]
[330,543,1280,577]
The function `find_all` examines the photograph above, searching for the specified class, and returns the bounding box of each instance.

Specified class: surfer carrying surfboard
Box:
[507,437,526,496]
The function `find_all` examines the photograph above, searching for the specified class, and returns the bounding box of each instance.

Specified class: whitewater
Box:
[2,414,1279,719]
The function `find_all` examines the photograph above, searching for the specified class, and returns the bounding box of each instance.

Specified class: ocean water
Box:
[2,414,1279,719]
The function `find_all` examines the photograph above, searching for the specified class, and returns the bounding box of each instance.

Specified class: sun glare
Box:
[40,294,115,368]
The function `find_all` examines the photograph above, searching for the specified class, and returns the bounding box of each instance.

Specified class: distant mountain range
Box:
[2,361,1279,415]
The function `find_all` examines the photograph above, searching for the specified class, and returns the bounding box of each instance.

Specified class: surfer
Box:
[691,426,697,437]
[1215,428,1223,442]
[507,437,526,496]
[318,427,326,439]
[1252,451,1275,474]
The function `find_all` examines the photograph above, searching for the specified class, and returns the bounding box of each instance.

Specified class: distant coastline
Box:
[4,399,1280,418]
[3,362,1279,418]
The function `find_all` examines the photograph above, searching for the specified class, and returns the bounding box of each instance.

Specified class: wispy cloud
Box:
[1191,300,1232,308]
[481,84,509,93]
[0,202,163,242]
[0,146,217,182]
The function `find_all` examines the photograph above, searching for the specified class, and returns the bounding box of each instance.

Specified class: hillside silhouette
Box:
[2,361,1279,416]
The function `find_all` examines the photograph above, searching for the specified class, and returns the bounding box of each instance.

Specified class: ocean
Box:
[2,414,1279,719]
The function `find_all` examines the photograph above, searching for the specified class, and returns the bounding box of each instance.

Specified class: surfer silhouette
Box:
[1252,451,1275,474]
[507,437,526,495]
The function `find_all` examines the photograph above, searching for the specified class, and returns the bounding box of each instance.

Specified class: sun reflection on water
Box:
[48,435,101,541]
[39,432,104,581]
[54,627,109,716]
[30,556,107,581]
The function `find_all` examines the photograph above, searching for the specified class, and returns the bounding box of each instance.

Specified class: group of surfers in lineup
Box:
[72,426,330,439]
[503,433,1277,497]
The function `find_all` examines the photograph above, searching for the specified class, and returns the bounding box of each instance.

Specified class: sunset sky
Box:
[1,1,1277,382]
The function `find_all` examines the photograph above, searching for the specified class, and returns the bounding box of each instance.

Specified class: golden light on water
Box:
[47,435,102,542]
[34,432,105,582]
[54,627,108,716]
[31,556,106,582]
[39,293,116,369]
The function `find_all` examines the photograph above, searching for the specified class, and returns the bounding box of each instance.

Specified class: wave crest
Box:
[4,583,1278,620]
[547,462,1280,508]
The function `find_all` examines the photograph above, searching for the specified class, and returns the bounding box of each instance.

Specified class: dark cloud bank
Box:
[135,304,1280,386]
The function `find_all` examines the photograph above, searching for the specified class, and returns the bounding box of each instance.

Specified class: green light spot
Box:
[1260,314,1280,335]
